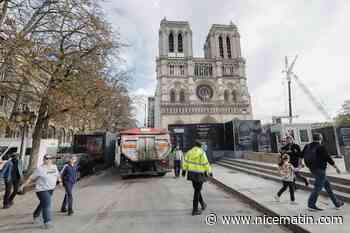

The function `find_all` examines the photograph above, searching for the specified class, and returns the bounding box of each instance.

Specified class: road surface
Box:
[0,170,291,233]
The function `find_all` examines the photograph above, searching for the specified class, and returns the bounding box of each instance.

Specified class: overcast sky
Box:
[101,0,350,125]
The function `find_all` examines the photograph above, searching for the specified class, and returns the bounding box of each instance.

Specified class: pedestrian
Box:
[173,145,183,178]
[60,155,78,216]
[20,154,62,229]
[280,136,309,189]
[9,153,23,206]
[170,146,177,177]
[303,133,344,211]
[274,154,298,205]
[0,155,14,209]
[182,140,212,216]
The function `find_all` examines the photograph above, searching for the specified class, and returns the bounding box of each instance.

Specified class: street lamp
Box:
[12,107,36,171]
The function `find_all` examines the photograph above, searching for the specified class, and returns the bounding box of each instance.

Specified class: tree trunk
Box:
[27,97,48,175]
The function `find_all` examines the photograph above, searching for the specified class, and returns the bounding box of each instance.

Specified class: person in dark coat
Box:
[280,136,309,189]
[60,155,78,215]
[9,153,23,205]
[182,140,212,216]
[0,155,14,209]
[303,133,344,211]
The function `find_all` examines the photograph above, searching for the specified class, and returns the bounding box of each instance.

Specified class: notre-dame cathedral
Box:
[153,18,253,128]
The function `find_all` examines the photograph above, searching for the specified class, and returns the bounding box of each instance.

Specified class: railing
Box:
[160,103,250,115]
[222,63,239,76]
[194,63,213,77]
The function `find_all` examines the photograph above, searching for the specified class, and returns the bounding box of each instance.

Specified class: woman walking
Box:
[274,154,298,205]
[60,155,78,215]
[20,154,62,229]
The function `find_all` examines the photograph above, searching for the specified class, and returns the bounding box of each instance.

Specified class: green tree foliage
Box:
[336,100,350,126]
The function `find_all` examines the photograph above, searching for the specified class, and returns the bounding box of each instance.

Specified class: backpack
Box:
[303,144,319,170]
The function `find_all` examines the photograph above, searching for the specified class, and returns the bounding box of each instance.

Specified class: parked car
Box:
[56,153,95,180]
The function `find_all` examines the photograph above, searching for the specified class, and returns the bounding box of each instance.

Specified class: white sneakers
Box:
[290,201,298,205]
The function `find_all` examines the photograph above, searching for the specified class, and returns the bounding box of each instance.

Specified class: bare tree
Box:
[0,0,135,173]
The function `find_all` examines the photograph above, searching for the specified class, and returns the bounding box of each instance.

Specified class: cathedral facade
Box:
[154,19,253,128]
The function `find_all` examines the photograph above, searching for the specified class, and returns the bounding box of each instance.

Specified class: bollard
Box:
[344,146,350,173]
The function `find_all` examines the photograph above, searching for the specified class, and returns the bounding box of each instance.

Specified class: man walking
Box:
[173,145,183,178]
[9,153,23,206]
[0,155,13,209]
[60,155,78,216]
[280,135,309,188]
[303,133,344,211]
[182,140,212,216]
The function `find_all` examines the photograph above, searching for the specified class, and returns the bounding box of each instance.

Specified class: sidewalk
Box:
[212,165,350,233]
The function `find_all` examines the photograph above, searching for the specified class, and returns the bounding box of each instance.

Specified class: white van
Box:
[0,138,33,159]
[0,138,58,171]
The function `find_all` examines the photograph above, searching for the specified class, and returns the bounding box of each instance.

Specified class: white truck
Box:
[116,128,171,178]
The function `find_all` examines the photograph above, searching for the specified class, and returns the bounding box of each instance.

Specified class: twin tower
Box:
[153,18,252,129]
[158,18,242,59]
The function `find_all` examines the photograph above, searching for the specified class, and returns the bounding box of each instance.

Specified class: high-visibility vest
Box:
[182,146,212,173]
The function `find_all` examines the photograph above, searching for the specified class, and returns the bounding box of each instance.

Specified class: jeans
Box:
[33,190,54,224]
[192,181,205,211]
[174,160,181,177]
[61,182,74,211]
[308,169,341,208]
[277,181,295,201]
[3,180,12,207]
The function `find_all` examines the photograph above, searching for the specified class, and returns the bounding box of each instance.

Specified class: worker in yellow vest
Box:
[182,140,212,216]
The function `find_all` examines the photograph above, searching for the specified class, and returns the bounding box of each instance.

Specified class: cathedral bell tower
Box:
[204,21,242,59]
[158,18,193,58]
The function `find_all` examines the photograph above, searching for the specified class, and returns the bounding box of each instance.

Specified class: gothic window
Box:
[178,33,183,53]
[58,128,65,145]
[224,90,229,102]
[170,90,176,103]
[179,90,186,103]
[232,90,237,102]
[226,36,232,58]
[219,36,224,58]
[180,65,185,76]
[169,64,174,76]
[169,32,174,53]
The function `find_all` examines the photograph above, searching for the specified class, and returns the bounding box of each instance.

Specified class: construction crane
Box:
[283,55,341,155]
[283,55,299,124]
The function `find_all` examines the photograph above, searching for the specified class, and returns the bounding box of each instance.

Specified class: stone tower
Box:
[154,19,252,129]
